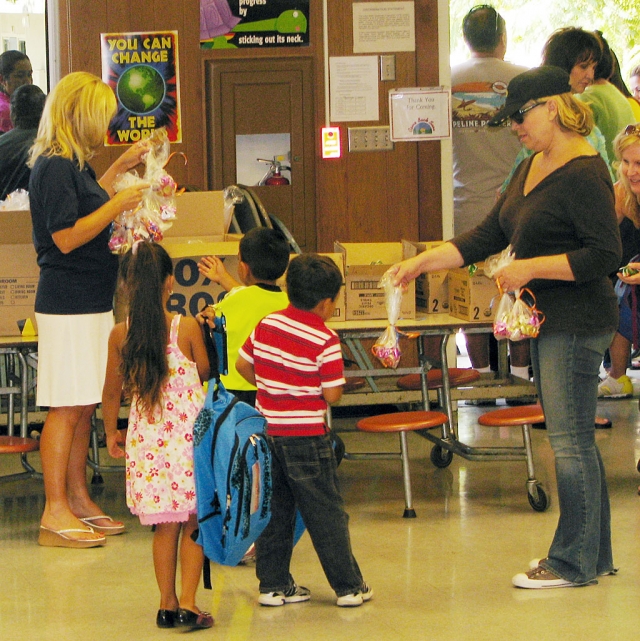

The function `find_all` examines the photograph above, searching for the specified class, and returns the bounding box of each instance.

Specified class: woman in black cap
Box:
[391,66,621,589]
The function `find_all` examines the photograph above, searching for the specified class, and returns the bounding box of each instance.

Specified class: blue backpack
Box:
[193,379,272,568]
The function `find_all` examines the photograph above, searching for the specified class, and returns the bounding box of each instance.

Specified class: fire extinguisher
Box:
[257,158,291,185]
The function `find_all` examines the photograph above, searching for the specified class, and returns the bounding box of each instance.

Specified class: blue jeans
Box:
[256,434,365,597]
[530,332,615,584]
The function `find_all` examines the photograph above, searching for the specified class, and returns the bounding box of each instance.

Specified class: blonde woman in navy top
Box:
[29,71,149,548]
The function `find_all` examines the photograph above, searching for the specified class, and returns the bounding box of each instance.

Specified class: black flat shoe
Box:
[176,608,214,629]
[156,609,177,628]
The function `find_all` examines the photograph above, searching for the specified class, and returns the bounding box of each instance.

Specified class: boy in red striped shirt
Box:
[237,254,372,608]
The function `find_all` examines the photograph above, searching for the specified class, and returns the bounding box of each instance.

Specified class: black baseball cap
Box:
[488,66,572,126]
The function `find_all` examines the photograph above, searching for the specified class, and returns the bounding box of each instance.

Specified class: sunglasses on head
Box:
[624,124,640,136]
[464,4,498,37]
[510,101,547,125]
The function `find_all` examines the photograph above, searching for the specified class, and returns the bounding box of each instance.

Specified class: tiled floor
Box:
[1,391,640,640]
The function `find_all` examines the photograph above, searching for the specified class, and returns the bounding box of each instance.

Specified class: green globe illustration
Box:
[117,65,165,114]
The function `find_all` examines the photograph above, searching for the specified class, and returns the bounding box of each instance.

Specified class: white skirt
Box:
[35,312,114,407]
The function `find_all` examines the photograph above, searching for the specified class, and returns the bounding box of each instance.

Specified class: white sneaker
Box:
[512,566,578,589]
[336,583,373,607]
[598,375,633,398]
[529,558,618,577]
[258,583,310,607]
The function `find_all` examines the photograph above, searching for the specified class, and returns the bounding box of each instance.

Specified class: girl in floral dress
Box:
[102,241,214,630]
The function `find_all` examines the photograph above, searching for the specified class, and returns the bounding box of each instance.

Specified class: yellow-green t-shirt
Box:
[215,283,289,390]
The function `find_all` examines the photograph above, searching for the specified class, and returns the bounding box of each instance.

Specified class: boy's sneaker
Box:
[238,543,256,565]
[598,375,633,398]
[336,583,373,607]
[258,583,310,607]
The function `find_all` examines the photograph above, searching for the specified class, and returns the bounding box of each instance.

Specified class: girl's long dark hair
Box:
[119,242,173,415]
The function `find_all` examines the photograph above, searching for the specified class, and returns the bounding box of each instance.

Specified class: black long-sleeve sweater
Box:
[452,154,622,336]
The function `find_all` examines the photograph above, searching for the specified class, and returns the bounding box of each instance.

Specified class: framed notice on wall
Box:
[352,1,415,53]
[389,87,451,141]
[101,31,182,145]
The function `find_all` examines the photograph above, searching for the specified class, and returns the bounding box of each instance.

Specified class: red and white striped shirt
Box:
[239,305,345,437]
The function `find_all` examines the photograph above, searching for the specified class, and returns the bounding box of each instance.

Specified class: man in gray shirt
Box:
[451,5,530,385]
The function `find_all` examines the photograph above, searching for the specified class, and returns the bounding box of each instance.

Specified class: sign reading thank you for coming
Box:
[389,87,451,142]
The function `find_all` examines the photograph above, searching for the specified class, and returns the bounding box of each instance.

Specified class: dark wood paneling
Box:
[415,0,443,241]
[54,0,443,251]
[206,58,315,250]
[57,0,205,191]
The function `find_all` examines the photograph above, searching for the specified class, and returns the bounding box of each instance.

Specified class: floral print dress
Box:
[125,314,205,525]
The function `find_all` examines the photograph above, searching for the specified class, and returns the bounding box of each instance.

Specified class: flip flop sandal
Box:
[38,525,106,548]
[79,515,126,535]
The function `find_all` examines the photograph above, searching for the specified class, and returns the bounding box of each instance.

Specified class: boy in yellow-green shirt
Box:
[197,227,290,405]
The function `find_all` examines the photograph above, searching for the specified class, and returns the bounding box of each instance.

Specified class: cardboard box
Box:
[448,264,498,322]
[0,192,242,335]
[402,240,449,313]
[334,242,415,321]
[164,191,233,240]
[161,191,243,318]
[0,212,38,337]
[318,253,346,321]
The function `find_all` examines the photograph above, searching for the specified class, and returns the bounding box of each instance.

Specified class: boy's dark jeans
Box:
[256,433,365,597]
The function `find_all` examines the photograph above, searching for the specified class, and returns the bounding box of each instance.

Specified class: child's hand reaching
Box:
[198,255,227,282]
[198,256,240,292]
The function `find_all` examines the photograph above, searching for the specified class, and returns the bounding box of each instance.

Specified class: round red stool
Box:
[397,368,481,412]
[0,435,40,482]
[0,436,39,455]
[477,404,548,511]
[355,410,448,518]
[343,377,367,393]
[397,368,481,391]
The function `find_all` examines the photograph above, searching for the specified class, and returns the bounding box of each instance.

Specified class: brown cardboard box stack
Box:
[0,192,243,336]
[448,263,498,322]
[402,240,450,314]
[160,191,242,318]
[0,211,38,337]
[334,242,415,321]
[317,253,346,321]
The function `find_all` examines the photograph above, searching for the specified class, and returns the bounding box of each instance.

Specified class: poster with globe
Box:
[101,31,181,145]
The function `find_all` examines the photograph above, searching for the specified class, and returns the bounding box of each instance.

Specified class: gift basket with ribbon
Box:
[484,246,545,341]
[108,127,186,254]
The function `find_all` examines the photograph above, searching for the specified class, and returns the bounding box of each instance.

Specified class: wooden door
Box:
[205,58,316,251]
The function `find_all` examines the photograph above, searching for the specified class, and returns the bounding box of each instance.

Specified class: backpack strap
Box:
[203,555,212,590]
[209,395,241,467]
